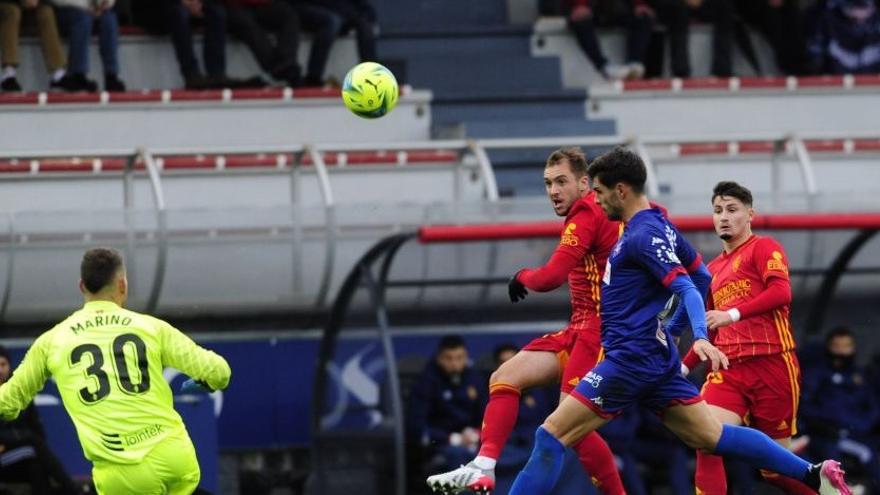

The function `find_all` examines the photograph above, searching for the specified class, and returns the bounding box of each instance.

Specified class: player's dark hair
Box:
[546,147,588,178]
[81,247,124,293]
[493,343,519,364]
[587,147,646,194]
[825,326,854,345]
[437,335,466,352]
[712,181,753,206]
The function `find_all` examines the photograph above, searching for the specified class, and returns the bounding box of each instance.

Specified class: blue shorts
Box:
[571,358,702,418]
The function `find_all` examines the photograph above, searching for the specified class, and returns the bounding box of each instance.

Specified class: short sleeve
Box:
[630,223,687,287]
[673,225,703,272]
[752,237,790,282]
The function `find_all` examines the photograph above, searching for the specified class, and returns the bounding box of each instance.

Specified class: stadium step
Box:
[431,91,587,125]
[404,55,565,97]
[461,117,616,139]
[374,0,509,31]
[379,31,532,58]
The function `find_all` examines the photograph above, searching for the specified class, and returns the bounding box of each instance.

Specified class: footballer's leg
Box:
[694,368,748,495]
[563,335,625,495]
[662,397,851,495]
[507,359,634,495]
[427,346,561,494]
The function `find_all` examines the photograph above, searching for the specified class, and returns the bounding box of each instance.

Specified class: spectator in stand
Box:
[562,0,690,80]
[292,0,378,86]
[54,0,126,91]
[131,0,264,90]
[406,335,486,471]
[226,0,303,88]
[685,0,805,76]
[806,0,880,74]
[0,0,68,92]
[801,326,880,490]
[0,346,81,495]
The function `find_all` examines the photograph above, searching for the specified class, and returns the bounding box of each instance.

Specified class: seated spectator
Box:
[54,0,125,91]
[292,0,378,86]
[131,0,264,89]
[0,346,80,495]
[806,0,880,74]
[226,0,303,87]
[801,326,880,490]
[687,0,806,77]
[563,0,690,80]
[406,335,486,471]
[0,0,68,91]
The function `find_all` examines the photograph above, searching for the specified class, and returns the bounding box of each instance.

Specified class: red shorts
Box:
[701,351,801,439]
[523,328,603,395]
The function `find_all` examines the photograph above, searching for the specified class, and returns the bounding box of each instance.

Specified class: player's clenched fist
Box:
[508,271,528,302]
[692,339,729,371]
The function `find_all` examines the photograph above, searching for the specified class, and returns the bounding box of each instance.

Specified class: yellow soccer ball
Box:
[341,62,399,119]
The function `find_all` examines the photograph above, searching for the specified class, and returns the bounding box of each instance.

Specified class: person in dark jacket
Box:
[226,0,304,87]
[801,327,880,490]
[0,346,79,495]
[806,0,880,74]
[406,335,486,470]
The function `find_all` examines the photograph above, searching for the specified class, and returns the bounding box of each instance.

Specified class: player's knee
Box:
[489,362,522,388]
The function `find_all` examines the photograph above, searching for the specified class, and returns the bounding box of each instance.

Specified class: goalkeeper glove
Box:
[508,271,528,303]
[180,378,212,393]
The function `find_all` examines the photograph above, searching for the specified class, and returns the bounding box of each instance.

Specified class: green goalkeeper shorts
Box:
[92,428,201,495]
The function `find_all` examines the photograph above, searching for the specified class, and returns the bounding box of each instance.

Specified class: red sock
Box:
[760,470,815,494]
[571,431,625,495]
[476,383,520,459]
[696,451,727,495]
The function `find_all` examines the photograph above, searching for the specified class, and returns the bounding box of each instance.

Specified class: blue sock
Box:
[509,426,566,495]
[714,424,810,481]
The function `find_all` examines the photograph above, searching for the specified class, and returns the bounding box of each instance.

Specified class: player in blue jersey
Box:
[507,147,851,495]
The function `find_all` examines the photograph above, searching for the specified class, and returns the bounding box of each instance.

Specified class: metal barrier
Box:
[1,132,879,322]
[311,212,880,495]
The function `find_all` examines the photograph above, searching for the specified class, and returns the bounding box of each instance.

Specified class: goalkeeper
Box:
[0,247,231,494]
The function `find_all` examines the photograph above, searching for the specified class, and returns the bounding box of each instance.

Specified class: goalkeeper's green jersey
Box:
[0,300,231,464]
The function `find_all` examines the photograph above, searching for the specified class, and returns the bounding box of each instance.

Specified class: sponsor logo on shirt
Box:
[766,251,788,274]
[590,396,604,408]
[561,223,579,247]
[713,279,752,308]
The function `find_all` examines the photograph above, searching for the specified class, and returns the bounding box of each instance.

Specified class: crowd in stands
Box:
[550,0,880,79]
[408,330,880,493]
[0,0,377,92]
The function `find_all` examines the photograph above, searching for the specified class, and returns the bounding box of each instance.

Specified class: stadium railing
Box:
[311,213,880,495]
[2,132,879,323]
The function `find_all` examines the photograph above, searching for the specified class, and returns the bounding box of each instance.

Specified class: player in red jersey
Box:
[427,147,625,495]
[681,181,814,494]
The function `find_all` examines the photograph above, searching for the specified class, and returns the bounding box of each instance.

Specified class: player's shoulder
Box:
[751,235,785,253]
[569,194,605,221]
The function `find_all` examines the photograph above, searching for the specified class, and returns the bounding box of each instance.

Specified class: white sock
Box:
[2,66,16,81]
[51,69,65,82]
[472,456,496,470]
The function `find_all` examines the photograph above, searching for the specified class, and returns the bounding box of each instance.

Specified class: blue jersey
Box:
[600,207,701,375]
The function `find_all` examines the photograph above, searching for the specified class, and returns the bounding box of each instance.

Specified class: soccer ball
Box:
[341,62,399,119]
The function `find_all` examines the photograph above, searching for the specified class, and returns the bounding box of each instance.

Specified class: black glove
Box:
[508,271,528,302]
